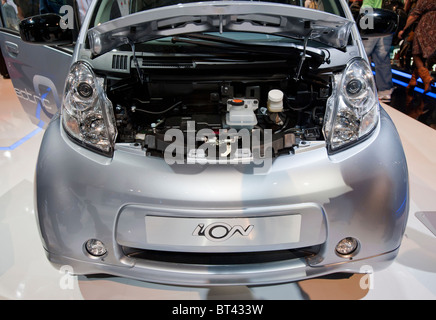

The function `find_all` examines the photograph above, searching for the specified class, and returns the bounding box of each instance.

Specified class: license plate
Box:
[145,215,301,248]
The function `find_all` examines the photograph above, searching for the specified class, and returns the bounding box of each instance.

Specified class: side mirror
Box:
[357,8,399,37]
[19,14,73,45]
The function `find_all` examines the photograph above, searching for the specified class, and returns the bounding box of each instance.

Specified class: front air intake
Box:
[112,55,128,70]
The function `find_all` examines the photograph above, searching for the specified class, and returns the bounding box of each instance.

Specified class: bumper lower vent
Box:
[122,245,320,265]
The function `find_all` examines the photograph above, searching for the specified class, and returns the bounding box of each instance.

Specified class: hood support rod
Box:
[124,36,145,84]
[294,29,312,82]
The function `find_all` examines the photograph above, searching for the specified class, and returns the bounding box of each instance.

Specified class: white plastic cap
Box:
[267,89,284,112]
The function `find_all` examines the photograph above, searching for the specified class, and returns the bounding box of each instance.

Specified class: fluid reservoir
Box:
[267,89,284,113]
[226,98,258,129]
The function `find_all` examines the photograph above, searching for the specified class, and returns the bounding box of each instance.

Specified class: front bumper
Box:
[35,108,409,286]
[45,246,400,286]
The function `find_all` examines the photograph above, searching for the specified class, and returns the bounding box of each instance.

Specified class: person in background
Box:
[1,0,19,30]
[76,0,92,24]
[39,0,65,14]
[399,0,435,94]
[0,0,18,79]
[304,0,324,10]
[349,0,363,20]
[403,0,419,13]
[13,0,39,20]
[361,0,395,104]
[396,0,417,70]
[349,0,363,7]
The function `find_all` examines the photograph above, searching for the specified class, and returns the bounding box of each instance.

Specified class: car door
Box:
[0,1,74,128]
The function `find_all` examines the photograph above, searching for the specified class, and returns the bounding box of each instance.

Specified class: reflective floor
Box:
[386,65,436,129]
[390,85,436,130]
[1,77,436,299]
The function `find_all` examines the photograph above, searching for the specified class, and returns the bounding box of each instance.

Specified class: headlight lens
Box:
[323,58,379,152]
[62,61,117,155]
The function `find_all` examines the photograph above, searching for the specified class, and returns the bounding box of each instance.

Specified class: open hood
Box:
[88,1,353,57]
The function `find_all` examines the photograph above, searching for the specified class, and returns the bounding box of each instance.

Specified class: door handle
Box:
[5,41,19,57]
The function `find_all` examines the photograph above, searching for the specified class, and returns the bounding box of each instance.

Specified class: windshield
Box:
[90,0,345,27]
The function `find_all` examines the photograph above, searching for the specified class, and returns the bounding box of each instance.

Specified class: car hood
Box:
[87,1,353,57]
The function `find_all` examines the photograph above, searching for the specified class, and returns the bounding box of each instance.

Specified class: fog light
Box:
[335,237,359,256]
[85,239,107,257]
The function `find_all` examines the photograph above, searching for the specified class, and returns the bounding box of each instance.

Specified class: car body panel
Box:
[87,1,353,56]
[0,7,73,128]
[34,108,408,285]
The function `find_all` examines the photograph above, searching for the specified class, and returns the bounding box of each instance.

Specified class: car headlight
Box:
[62,61,117,155]
[323,58,379,152]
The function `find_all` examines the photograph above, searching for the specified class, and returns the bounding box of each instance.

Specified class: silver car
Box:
[2,0,409,286]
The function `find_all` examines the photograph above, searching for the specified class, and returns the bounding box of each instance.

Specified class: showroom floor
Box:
[1,77,436,300]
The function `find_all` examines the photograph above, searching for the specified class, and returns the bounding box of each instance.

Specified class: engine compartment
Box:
[106,54,332,161]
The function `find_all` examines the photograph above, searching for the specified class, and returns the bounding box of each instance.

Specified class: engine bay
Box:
[106,52,333,161]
